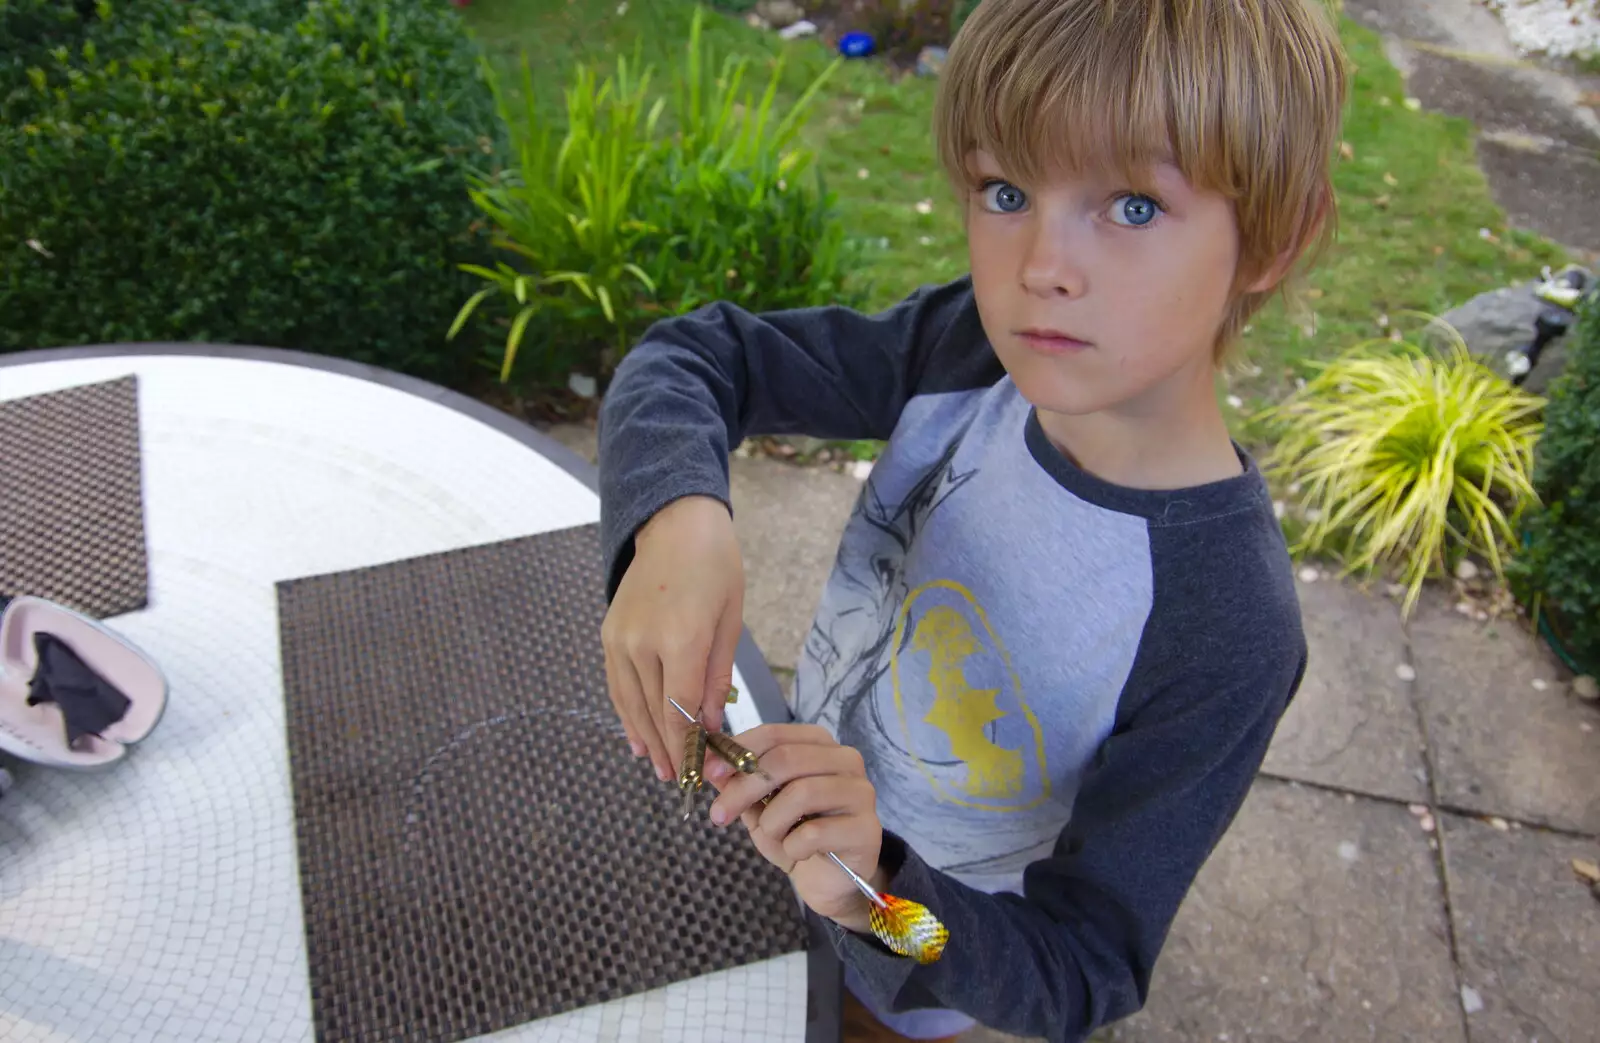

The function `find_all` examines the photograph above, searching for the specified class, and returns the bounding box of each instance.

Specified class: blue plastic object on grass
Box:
[839,31,876,58]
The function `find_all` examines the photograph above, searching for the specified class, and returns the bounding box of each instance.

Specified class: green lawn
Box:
[459,0,1567,434]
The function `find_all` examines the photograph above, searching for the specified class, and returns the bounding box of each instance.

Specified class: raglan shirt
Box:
[596,276,1307,1043]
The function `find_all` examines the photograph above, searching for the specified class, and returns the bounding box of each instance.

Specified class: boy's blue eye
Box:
[1110,194,1161,227]
[981,181,1027,213]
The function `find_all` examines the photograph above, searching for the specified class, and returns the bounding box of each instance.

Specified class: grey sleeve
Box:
[828,507,1308,1043]
[596,277,992,599]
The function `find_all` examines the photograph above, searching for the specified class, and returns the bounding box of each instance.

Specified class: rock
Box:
[1572,675,1599,702]
[1461,985,1484,1015]
[916,45,948,76]
[777,18,817,39]
[1435,279,1570,393]
[1396,663,1417,683]
[755,0,803,29]
[1456,559,1481,581]
[745,12,770,30]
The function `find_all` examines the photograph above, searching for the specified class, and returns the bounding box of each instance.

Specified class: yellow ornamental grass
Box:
[1261,329,1545,618]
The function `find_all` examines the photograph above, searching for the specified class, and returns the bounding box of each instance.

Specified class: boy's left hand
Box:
[704,723,886,932]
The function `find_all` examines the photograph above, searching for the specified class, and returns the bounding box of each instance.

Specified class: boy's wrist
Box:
[636,494,726,546]
[830,862,893,935]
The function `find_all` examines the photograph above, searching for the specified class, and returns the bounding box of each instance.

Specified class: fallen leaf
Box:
[1339,140,1355,160]
[1306,287,1324,299]
[1573,858,1600,883]
[1373,194,1391,209]
[1433,245,1445,255]
[915,199,934,214]
[1383,171,1398,186]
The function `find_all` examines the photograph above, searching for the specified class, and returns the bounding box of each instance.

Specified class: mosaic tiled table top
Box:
[0,353,815,1043]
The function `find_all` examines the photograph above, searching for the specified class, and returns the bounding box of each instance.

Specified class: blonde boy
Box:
[596,1,1347,1039]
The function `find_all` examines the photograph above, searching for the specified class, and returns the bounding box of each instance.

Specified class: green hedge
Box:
[1,0,496,383]
[1512,293,1600,673]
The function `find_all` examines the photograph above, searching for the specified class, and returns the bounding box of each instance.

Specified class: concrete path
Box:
[548,423,1600,1043]
[1344,0,1600,259]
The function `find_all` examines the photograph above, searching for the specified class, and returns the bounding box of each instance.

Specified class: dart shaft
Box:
[827,851,887,908]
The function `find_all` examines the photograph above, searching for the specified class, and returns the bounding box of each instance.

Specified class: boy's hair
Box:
[934,0,1348,359]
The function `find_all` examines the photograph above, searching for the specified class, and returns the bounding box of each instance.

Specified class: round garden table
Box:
[0,345,838,1043]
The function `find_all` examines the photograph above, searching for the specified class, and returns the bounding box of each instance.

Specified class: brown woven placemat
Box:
[0,375,149,618]
[277,523,809,1043]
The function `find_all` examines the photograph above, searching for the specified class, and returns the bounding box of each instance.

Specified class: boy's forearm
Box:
[598,335,737,602]
[597,282,982,601]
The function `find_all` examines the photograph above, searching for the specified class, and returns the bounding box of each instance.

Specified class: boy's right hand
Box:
[601,495,745,783]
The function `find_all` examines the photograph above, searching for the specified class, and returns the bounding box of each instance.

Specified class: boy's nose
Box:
[1018,226,1086,299]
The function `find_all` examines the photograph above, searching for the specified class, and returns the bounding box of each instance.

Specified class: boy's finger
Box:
[738,806,794,874]
[750,776,859,843]
[700,597,743,736]
[708,742,863,824]
[661,633,711,751]
[628,652,673,782]
[601,645,642,756]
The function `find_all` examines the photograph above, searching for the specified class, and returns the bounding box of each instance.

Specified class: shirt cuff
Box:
[822,829,936,1009]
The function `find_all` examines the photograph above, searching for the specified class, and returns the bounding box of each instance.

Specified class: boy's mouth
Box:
[1015,327,1093,354]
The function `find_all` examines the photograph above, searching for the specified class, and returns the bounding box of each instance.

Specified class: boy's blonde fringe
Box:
[934,0,1350,362]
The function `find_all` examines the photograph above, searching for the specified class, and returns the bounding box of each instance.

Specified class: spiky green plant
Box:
[1261,327,1545,617]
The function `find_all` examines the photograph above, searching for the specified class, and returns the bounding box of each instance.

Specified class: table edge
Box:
[0,340,843,1043]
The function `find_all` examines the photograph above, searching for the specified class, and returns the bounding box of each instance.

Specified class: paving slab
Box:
[1403,47,1600,153]
[1344,0,1522,55]
[1441,812,1600,1043]
[1344,0,1600,256]
[1474,142,1600,264]
[1262,575,1430,803]
[1104,778,1463,1043]
[543,420,598,463]
[1407,593,1600,835]
[727,453,861,672]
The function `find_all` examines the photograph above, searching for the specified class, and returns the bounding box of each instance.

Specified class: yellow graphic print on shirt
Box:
[914,607,1023,797]
[892,579,1051,812]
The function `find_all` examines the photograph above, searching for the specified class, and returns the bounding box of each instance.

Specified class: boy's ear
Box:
[1244,187,1332,294]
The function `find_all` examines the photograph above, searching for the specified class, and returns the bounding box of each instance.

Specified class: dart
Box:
[665,697,949,964]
